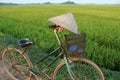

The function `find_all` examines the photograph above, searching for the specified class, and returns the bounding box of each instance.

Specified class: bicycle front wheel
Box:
[52,57,104,80]
[2,47,33,80]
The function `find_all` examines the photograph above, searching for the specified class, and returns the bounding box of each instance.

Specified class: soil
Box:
[0,61,12,80]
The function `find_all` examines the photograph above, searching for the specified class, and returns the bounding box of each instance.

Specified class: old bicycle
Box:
[1,13,104,80]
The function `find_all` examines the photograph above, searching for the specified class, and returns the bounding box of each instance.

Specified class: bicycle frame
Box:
[21,28,75,80]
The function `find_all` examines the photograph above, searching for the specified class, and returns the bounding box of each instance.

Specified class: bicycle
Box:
[1,13,104,80]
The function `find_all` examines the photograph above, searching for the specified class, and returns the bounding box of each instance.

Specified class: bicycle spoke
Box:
[2,48,34,80]
[52,58,104,80]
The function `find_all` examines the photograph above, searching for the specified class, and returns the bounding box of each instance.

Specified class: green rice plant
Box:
[0,5,120,71]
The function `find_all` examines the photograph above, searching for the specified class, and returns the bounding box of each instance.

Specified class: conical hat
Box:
[48,13,80,34]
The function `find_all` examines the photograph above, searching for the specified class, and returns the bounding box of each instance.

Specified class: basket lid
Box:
[48,13,80,34]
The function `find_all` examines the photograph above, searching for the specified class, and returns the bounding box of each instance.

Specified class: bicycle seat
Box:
[18,38,34,47]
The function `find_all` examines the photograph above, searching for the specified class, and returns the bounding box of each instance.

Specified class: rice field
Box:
[0,4,120,73]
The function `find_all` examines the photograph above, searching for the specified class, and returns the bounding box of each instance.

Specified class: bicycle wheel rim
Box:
[2,47,33,80]
[52,57,104,80]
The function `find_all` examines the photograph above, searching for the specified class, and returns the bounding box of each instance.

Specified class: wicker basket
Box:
[65,33,86,57]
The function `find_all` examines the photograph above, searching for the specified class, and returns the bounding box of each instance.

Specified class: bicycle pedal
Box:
[29,68,44,76]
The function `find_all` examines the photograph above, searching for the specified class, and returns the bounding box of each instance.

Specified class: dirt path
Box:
[0,61,12,80]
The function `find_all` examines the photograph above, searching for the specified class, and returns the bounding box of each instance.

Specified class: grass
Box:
[0,4,120,78]
[0,34,120,80]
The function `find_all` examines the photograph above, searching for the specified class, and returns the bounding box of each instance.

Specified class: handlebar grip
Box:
[49,25,57,29]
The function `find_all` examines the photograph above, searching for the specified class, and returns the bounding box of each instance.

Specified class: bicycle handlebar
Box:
[49,25,63,32]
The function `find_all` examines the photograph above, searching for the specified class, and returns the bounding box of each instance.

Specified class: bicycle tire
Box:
[2,47,34,80]
[52,57,104,80]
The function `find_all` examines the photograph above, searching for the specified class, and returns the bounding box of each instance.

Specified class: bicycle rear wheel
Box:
[2,47,34,80]
[52,57,104,80]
